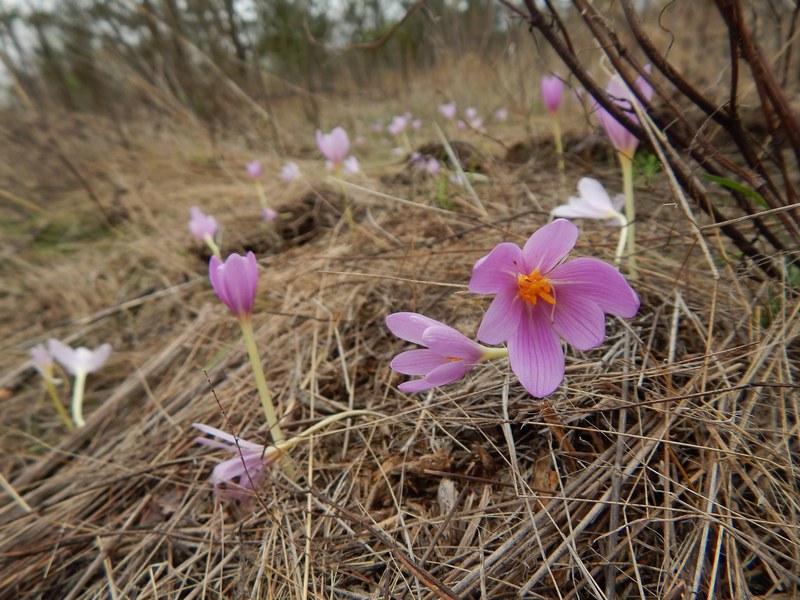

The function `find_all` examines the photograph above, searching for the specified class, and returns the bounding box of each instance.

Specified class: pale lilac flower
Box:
[188,206,218,241]
[468,219,640,397]
[280,161,301,182]
[439,101,457,120]
[246,160,262,179]
[30,344,54,379]
[261,207,278,222]
[495,108,508,121]
[552,178,624,222]
[209,251,259,319]
[456,119,467,131]
[342,155,360,176]
[595,68,654,160]
[193,423,275,501]
[540,75,564,114]
[316,126,350,168]
[469,117,483,130]
[425,159,441,176]
[411,118,422,130]
[387,313,486,393]
[47,339,111,377]
[387,115,408,136]
[465,107,478,121]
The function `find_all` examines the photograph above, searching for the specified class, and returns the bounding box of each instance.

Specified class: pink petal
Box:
[422,326,483,361]
[391,349,447,375]
[550,293,607,351]
[423,360,471,387]
[550,258,640,317]
[85,344,111,373]
[508,310,565,397]
[386,312,445,345]
[398,378,437,393]
[47,339,77,375]
[521,219,578,274]
[476,288,523,345]
[468,242,524,294]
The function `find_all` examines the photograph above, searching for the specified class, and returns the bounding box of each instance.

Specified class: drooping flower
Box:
[280,161,301,182]
[246,160,262,179]
[342,155,360,176]
[193,423,276,501]
[468,219,640,397]
[386,312,495,393]
[316,127,350,168]
[261,207,278,222]
[552,178,625,222]
[540,75,564,114]
[209,251,259,319]
[595,68,654,160]
[438,101,457,120]
[47,339,112,427]
[47,339,111,377]
[188,206,218,241]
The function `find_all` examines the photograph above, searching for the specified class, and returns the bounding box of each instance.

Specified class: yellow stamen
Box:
[517,268,556,306]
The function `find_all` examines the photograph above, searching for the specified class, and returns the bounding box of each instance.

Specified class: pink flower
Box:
[188,206,218,241]
[209,251,259,318]
[47,339,111,376]
[468,219,640,397]
[315,127,350,167]
[246,160,262,179]
[261,207,278,222]
[386,312,487,393]
[552,178,624,222]
[193,423,275,500]
[387,115,408,136]
[30,344,54,378]
[425,158,440,176]
[540,75,564,114]
[595,68,654,160]
[280,161,301,182]
[465,107,478,121]
[495,108,508,121]
[342,156,360,176]
[438,101,457,120]
[456,119,467,131]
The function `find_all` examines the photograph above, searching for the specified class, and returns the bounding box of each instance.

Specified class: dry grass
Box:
[0,83,798,600]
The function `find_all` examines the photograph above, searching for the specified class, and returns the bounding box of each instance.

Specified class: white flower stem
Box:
[203,234,221,259]
[614,211,629,268]
[618,152,638,277]
[71,370,87,428]
[481,346,509,361]
[271,410,385,455]
[550,114,566,185]
[44,371,74,431]
[239,318,285,447]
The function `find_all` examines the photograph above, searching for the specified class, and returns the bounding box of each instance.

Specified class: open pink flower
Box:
[540,75,564,114]
[387,312,488,393]
[209,251,258,318]
[468,219,639,397]
[387,115,408,136]
[193,423,275,500]
[595,68,654,160]
[188,206,218,241]
[316,127,350,167]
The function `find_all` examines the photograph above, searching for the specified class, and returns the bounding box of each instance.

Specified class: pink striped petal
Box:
[391,349,447,375]
[550,293,606,351]
[476,288,522,345]
[469,242,524,294]
[386,312,444,345]
[550,258,640,317]
[422,326,483,361]
[508,309,564,397]
[522,219,578,273]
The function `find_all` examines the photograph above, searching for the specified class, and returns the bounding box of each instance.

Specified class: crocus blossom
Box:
[386,312,502,393]
[280,161,301,182]
[552,178,624,222]
[495,108,508,121]
[465,107,478,121]
[439,101,457,120]
[47,339,111,377]
[468,219,640,397]
[261,207,278,222]
[193,423,275,500]
[387,115,408,136]
[246,160,262,179]
[188,206,218,241]
[595,69,654,160]
[540,75,564,114]
[342,155,360,176]
[316,127,350,168]
[30,344,54,380]
[209,251,259,319]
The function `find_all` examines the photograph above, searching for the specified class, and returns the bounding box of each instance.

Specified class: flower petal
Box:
[508,309,565,397]
[468,242,524,294]
[386,312,445,345]
[551,293,607,351]
[522,219,578,273]
[47,338,78,375]
[423,360,471,387]
[391,349,447,375]
[85,343,111,373]
[422,326,483,361]
[550,258,640,317]
[476,288,523,345]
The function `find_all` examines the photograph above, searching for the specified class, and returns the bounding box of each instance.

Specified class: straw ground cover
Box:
[1,88,798,598]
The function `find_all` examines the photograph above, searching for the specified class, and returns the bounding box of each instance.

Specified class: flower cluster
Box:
[387,219,639,397]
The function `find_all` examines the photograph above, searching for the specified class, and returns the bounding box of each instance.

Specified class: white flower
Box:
[552,178,625,223]
[342,156,360,176]
[280,161,301,182]
[47,339,111,376]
